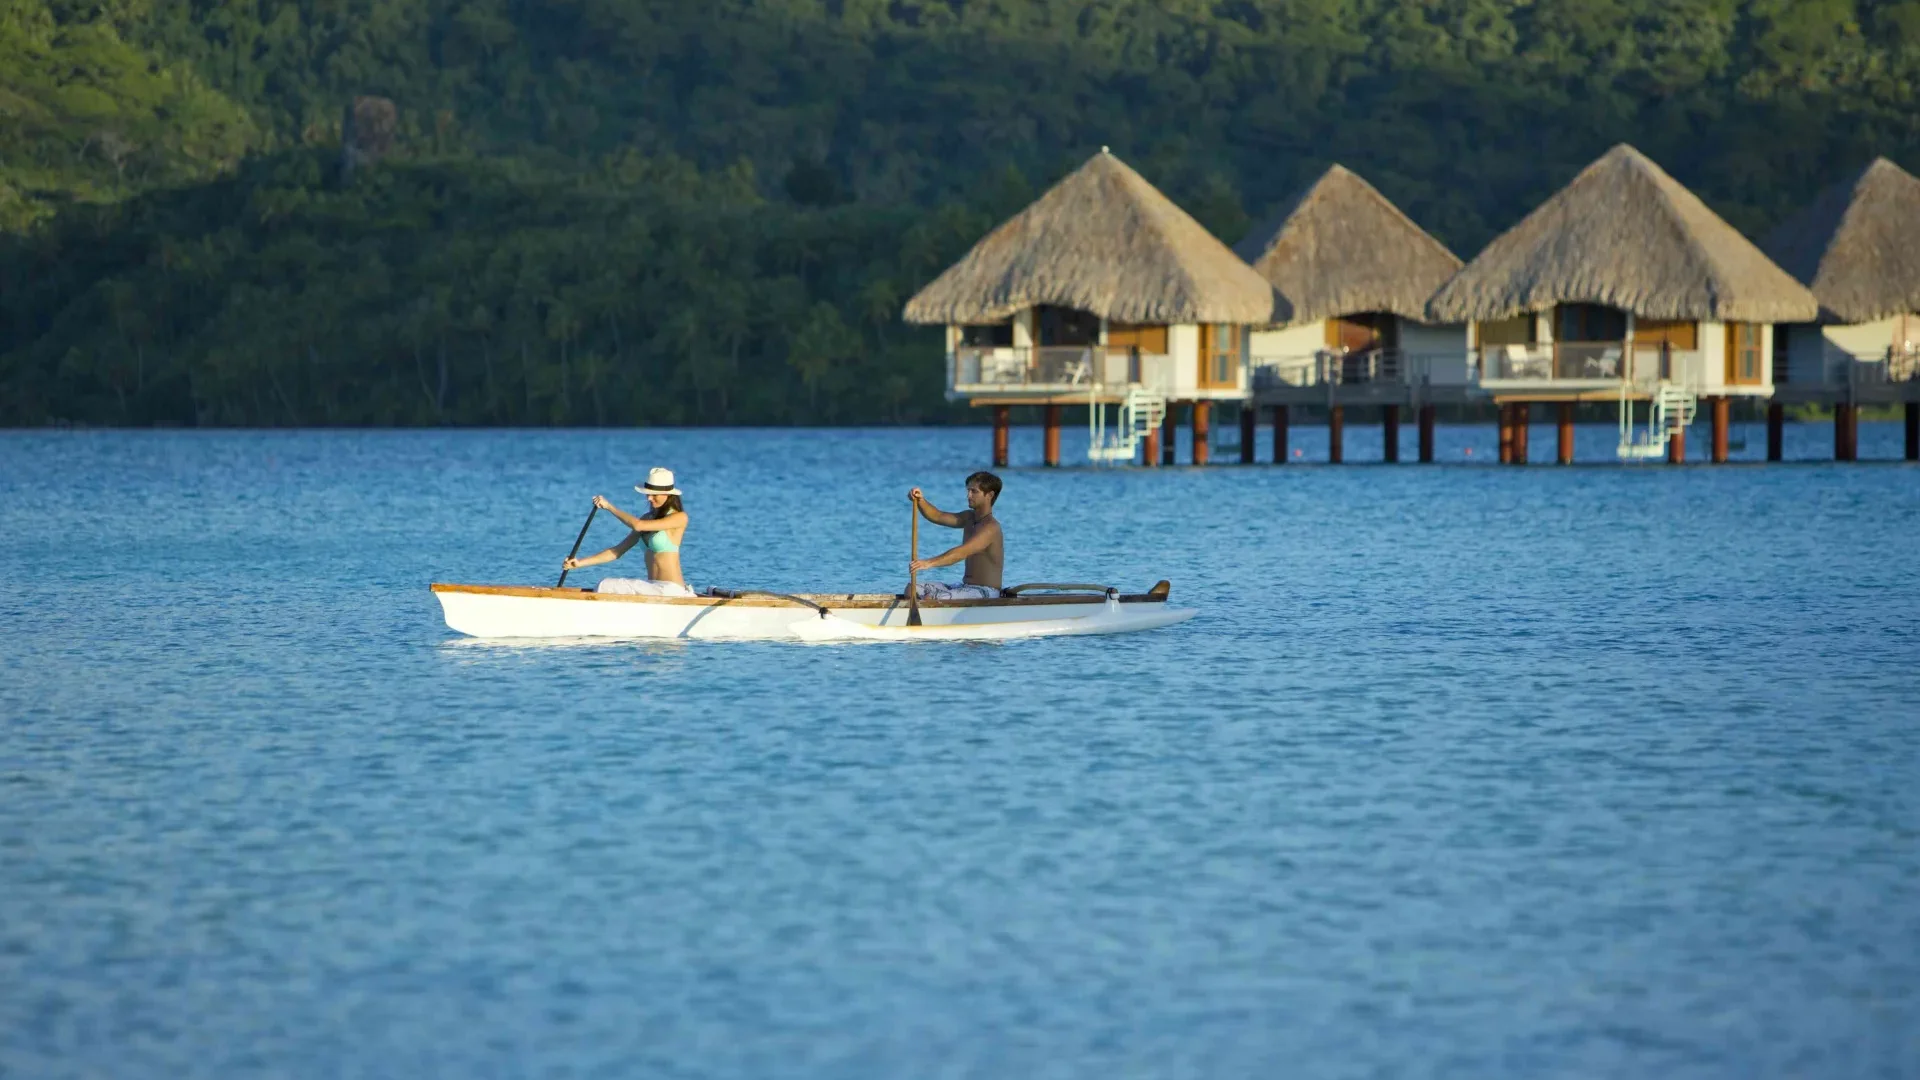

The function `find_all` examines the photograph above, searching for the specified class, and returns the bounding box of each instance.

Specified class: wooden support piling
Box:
[1418,404,1435,463]
[1192,401,1211,466]
[1668,422,1686,464]
[1328,406,1345,464]
[1557,402,1575,464]
[1907,402,1919,462]
[1162,404,1177,465]
[1710,396,1730,463]
[1846,404,1860,461]
[1272,405,1289,464]
[1383,405,1400,463]
[1512,403,1530,464]
[1767,402,1784,461]
[1042,404,1061,468]
[1835,403,1856,462]
[1239,406,1255,464]
[1143,423,1161,467]
[992,405,1010,468]
[1498,404,1513,464]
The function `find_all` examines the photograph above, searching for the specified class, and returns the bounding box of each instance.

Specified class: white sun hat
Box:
[635,467,682,496]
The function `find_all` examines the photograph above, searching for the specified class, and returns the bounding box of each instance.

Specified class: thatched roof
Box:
[1427,144,1817,324]
[902,151,1276,325]
[1762,158,1920,324]
[1234,165,1462,325]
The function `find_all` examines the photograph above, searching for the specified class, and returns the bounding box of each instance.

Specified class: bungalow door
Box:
[1634,320,1697,381]
[1633,320,1697,350]
[1726,323,1764,385]
[1326,314,1396,353]
[1326,313,1395,381]
[1108,323,1168,384]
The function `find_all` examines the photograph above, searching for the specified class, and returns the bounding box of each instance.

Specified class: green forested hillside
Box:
[0,2,254,231]
[5,0,1920,425]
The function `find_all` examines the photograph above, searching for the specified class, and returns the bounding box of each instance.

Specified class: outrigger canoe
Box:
[430,581,1195,641]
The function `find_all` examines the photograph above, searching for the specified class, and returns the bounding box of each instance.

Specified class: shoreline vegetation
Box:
[4,1,1918,428]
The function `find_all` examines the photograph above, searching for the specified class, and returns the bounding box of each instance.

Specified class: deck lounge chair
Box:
[1504,344,1549,379]
[1587,347,1621,378]
[1064,349,1094,385]
[982,352,1025,384]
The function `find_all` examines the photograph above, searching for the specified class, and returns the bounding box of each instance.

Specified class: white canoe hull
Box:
[791,605,1194,642]
[431,583,1194,641]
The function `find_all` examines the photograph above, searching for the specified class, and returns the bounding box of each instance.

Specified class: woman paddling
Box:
[562,467,695,597]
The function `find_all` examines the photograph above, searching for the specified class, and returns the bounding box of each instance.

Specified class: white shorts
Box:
[597,578,697,597]
[915,582,1002,600]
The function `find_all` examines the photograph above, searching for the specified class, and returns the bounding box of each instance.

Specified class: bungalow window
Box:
[959,321,1013,348]
[1198,325,1241,388]
[1728,323,1764,385]
[1556,303,1627,343]
[1035,305,1100,347]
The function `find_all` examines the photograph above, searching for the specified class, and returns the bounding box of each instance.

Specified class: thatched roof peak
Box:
[902,151,1276,326]
[1762,157,1920,324]
[1235,164,1462,325]
[1427,144,1817,324]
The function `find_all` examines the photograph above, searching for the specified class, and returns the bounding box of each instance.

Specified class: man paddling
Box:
[908,471,1004,599]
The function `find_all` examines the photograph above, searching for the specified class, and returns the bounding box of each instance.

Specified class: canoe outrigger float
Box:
[430,581,1195,641]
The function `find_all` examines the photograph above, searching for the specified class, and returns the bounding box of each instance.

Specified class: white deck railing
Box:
[949,346,1177,392]
[1479,343,1704,387]
[1778,345,1920,386]
[1251,348,1468,390]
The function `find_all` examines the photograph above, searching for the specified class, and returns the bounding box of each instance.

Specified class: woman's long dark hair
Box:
[647,493,684,519]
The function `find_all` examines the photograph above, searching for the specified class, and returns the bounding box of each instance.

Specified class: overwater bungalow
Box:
[1234,164,1468,462]
[1428,144,1818,463]
[903,149,1276,466]
[1762,157,1920,460]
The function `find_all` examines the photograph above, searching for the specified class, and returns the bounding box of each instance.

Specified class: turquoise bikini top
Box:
[644,529,680,555]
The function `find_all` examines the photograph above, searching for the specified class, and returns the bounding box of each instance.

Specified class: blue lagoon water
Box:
[3,426,1918,1078]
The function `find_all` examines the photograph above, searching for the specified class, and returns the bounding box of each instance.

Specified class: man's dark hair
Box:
[966,470,1002,505]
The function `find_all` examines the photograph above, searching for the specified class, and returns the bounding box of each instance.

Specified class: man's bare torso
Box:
[959,512,1004,589]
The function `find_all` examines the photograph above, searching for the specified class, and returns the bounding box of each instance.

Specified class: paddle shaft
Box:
[907,502,922,625]
[556,504,598,587]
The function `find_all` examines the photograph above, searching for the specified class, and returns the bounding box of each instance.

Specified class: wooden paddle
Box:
[907,499,923,626]
[555,504,598,588]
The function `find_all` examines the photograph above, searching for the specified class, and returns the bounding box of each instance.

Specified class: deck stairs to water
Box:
[1089,385,1167,462]
[1617,382,1698,460]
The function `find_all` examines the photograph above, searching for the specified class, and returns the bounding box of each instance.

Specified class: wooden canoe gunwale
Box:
[428,582,1171,609]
